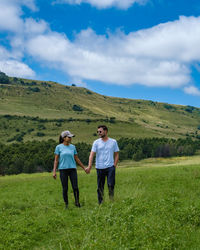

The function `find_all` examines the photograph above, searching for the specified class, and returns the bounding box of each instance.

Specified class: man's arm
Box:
[114,152,119,167]
[86,151,95,173]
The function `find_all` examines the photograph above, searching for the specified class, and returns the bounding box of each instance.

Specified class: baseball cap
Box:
[61,130,75,138]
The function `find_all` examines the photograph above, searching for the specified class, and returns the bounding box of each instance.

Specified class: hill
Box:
[0,75,200,143]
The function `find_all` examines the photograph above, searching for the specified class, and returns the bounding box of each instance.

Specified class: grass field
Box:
[1,156,200,249]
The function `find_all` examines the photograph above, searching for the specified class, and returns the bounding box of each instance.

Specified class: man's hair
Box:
[98,125,108,131]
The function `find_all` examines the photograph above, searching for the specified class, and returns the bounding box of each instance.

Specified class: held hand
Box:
[85,167,91,174]
[83,167,88,174]
[53,172,57,179]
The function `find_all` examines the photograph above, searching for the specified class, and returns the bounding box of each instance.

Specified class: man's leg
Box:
[59,169,69,207]
[97,169,106,204]
[107,166,115,201]
[69,169,80,207]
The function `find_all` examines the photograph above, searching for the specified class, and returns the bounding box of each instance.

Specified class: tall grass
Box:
[1,159,200,249]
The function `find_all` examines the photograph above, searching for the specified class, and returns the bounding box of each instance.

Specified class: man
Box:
[86,125,119,204]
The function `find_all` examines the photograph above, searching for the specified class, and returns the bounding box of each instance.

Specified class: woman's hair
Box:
[59,135,64,143]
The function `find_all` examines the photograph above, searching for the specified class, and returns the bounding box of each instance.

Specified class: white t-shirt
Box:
[91,138,119,169]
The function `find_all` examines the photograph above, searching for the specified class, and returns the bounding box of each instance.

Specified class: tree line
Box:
[118,137,200,161]
[0,137,199,175]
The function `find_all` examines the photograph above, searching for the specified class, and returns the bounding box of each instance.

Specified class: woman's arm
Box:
[53,154,59,179]
[74,154,86,172]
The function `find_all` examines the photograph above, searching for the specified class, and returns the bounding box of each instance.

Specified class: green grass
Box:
[1,156,200,249]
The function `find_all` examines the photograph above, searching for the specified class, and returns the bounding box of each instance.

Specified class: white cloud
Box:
[24,18,49,35]
[15,0,37,11]
[123,16,200,62]
[0,0,37,33]
[26,16,200,88]
[0,60,35,78]
[0,46,11,60]
[0,1,42,78]
[0,1,23,32]
[53,0,147,9]
[0,0,199,94]
[184,86,200,96]
[0,45,35,78]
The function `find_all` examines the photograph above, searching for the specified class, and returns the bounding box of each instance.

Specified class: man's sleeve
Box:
[91,141,97,152]
[114,140,119,152]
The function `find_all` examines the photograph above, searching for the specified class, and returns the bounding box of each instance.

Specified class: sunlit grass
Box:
[1,156,200,249]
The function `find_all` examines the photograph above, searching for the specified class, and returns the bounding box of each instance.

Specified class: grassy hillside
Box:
[1,156,200,249]
[0,76,200,143]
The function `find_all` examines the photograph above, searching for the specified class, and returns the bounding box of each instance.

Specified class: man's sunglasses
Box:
[97,130,103,134]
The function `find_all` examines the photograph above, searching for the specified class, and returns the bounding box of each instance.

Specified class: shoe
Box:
[75,202,81,207]
[65,204,68,209]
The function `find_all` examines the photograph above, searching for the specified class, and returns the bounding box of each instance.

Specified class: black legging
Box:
[59,168,79,205]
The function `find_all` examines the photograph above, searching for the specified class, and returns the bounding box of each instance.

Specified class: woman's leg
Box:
[59,169,69,206]
[69,169,80,206]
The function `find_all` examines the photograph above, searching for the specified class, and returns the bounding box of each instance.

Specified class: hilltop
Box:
[0,74,200,143]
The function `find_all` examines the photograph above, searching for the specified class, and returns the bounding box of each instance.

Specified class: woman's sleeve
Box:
[54,145,60,155]
[74,146,78,155]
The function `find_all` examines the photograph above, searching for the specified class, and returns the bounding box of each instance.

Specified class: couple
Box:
[53,125,119,208]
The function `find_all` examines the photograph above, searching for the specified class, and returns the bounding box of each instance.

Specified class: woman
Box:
[53,130,86,208]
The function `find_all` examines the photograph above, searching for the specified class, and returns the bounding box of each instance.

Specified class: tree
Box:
[109,117,116,123]
[73,104,83,112]
[0,71,9,84]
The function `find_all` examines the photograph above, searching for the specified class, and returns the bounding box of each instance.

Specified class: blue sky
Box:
[1,0,200,107]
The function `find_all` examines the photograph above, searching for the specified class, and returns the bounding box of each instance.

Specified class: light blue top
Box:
[91,138,119,169]
[54,144,77,170]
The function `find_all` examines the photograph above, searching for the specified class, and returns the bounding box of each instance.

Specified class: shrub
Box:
[109,117,116,123]
[0,71,9,84]
[185,106,195,113]
[73,105,83,112]
[13,77,18,82]
[27,128,34,132]
[163,104,175,110]
[55,122,62,127]
[41,82,51,87]
[28,87,40,92]
[36,132,45,137]
[86,119,91,124]
[38,124,46,130]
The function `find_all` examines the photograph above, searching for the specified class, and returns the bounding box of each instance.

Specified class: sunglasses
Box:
[97,130,103,134]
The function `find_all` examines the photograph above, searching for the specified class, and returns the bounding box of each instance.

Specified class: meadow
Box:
[1,156,200,249]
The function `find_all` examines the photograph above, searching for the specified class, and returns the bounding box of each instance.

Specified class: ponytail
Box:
[59,135,64,143]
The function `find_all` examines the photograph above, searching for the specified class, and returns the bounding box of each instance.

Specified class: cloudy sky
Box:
[1,0,200,107]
